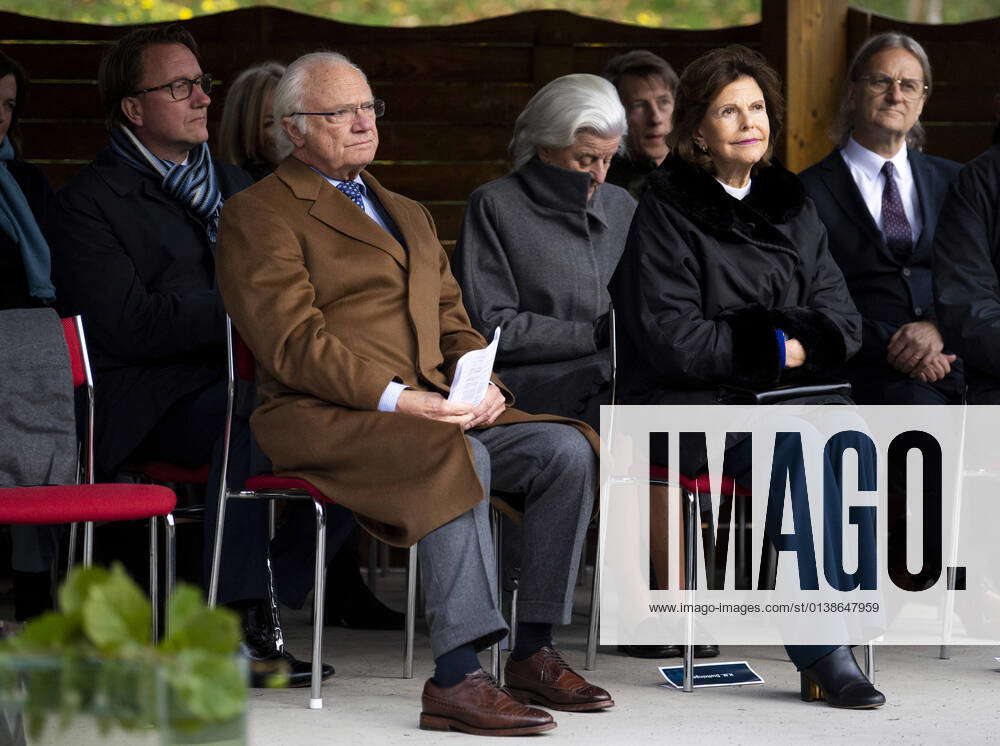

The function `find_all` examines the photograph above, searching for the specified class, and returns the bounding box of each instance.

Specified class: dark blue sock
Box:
[432,643,480,687]
[511,622,552,661]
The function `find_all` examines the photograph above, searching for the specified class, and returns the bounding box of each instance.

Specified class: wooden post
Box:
[762,0,849,172]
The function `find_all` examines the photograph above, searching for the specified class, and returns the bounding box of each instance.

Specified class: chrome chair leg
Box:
[67,523,78,573]
[150,516,159,641]
[208,489,230,608]
[490,507,502,681]
[682,488,696,693]
[310,499,326,710]
[268,501,277,541]
[864,643,875,684]
[404,544,417,679]
[164,513,176,637]
[939,644,950,660]
[83,521,94,566]
[508,588,518,649]
[585,481,609,670]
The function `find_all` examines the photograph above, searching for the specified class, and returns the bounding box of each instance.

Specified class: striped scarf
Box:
[109,125,223,243]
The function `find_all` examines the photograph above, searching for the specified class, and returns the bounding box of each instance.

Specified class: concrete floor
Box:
[248,572,1000,746]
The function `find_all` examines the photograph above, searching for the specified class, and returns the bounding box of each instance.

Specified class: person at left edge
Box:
[46,25,333,688]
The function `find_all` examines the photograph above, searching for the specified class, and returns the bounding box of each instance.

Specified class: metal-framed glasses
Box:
[858,74,928,101]
[131,73,214,101]
[290,99,386,124]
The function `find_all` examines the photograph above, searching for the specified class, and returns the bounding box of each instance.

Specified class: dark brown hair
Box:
[0,48,30,156]
[668,44,784,175]
[602,49,679,96]
[98,24,200,130]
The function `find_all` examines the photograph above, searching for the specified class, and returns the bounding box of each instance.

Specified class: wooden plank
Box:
[865,12,1000,42]
[5,39,535,83]
[423,202,466,242]
[368,162,508,201]
[922,85,996,124]
[922,122,996,164]
[20,119,511,163]
[573,40,762,76]
[762,0,850,172]
[23,80,534,126]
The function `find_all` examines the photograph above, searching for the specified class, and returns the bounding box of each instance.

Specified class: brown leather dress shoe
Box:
[504,646,615,712]
[420,669,556,736]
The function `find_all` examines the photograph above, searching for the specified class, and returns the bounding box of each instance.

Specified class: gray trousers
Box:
[417,422,596,659]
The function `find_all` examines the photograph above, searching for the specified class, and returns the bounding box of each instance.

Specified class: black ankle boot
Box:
[800,646,885,709]
[324,547,404,630]
[235,555,335,688]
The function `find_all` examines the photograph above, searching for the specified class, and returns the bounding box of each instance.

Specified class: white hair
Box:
[273,51,367,160]
[509,73,627,169]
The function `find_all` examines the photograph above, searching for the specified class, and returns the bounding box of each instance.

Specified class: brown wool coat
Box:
[216,157,598,547]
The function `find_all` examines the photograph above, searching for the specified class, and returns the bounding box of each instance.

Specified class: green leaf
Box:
[57,565,111,616]
[160,586,240,655]
[164,650,246,726]
[2,612,81,653]
[81,564,151,650]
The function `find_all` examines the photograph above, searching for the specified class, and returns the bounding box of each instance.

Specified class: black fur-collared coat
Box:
[609,154,862,410]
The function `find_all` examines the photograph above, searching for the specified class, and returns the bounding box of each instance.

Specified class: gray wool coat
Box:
[452,156,636,422]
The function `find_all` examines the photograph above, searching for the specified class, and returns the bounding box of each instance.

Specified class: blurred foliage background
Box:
[0,0,996,27]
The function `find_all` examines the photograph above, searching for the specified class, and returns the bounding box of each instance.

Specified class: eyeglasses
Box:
[289,99,386,124]
[858,74,927,101]
[131,73,214,101]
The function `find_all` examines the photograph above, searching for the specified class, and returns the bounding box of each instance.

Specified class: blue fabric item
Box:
[0,138,55,301]
[775,327,787,369]
[108,125,223,242]
[432,643,480,687]
[335,179,366,209]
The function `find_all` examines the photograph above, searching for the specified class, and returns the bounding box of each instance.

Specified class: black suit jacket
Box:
[799,148,962,398]
[48,147,252,473]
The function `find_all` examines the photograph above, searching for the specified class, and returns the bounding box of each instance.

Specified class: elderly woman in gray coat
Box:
[452,73,636,430]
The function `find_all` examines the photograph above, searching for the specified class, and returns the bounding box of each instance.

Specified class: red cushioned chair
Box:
[207,316,419,710]
[0,316,177,637]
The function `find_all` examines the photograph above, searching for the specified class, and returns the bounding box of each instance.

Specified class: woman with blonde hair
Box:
[218,62,285,181]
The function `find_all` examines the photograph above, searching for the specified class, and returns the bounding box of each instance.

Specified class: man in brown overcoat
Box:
[215,51,613,736]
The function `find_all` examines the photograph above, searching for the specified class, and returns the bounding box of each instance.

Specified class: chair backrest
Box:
[59,315,95,484]
[60,316,92,389]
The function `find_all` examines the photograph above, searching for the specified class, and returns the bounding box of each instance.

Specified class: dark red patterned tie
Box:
[881,161,912,259]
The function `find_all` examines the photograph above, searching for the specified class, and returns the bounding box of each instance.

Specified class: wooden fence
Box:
[1,5,998,243]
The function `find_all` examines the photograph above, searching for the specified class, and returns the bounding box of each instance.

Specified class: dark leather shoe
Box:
[617,644,682,659]
[420,669,556,735]
[242,643,336,689]
[694,644,720,658]
[236,599,335,689]
[800,646,885,709]
[504,646,614,712]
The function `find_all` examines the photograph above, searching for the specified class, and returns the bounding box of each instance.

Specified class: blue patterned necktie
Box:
[881,161,912,259]
[336,179,366,210]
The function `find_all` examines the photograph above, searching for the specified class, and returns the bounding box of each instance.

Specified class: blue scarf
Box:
[0,137,56,302]
[109,125,223,243]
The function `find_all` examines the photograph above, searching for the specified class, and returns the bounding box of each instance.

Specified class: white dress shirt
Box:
[840,137,923,243]
[717,178,751,200]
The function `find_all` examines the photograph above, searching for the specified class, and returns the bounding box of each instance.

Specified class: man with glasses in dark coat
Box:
[46,24,331,689]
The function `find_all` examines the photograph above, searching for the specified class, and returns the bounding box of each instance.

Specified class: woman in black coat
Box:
[610,45,883,709]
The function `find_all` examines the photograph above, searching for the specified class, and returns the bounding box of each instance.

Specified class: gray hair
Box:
[830,31,932,150]
[273,51,367,160]
[509,74,627,170]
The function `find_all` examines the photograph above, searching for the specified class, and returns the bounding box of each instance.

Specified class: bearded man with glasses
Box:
[799,32,962,405]
[48,24,334,690]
